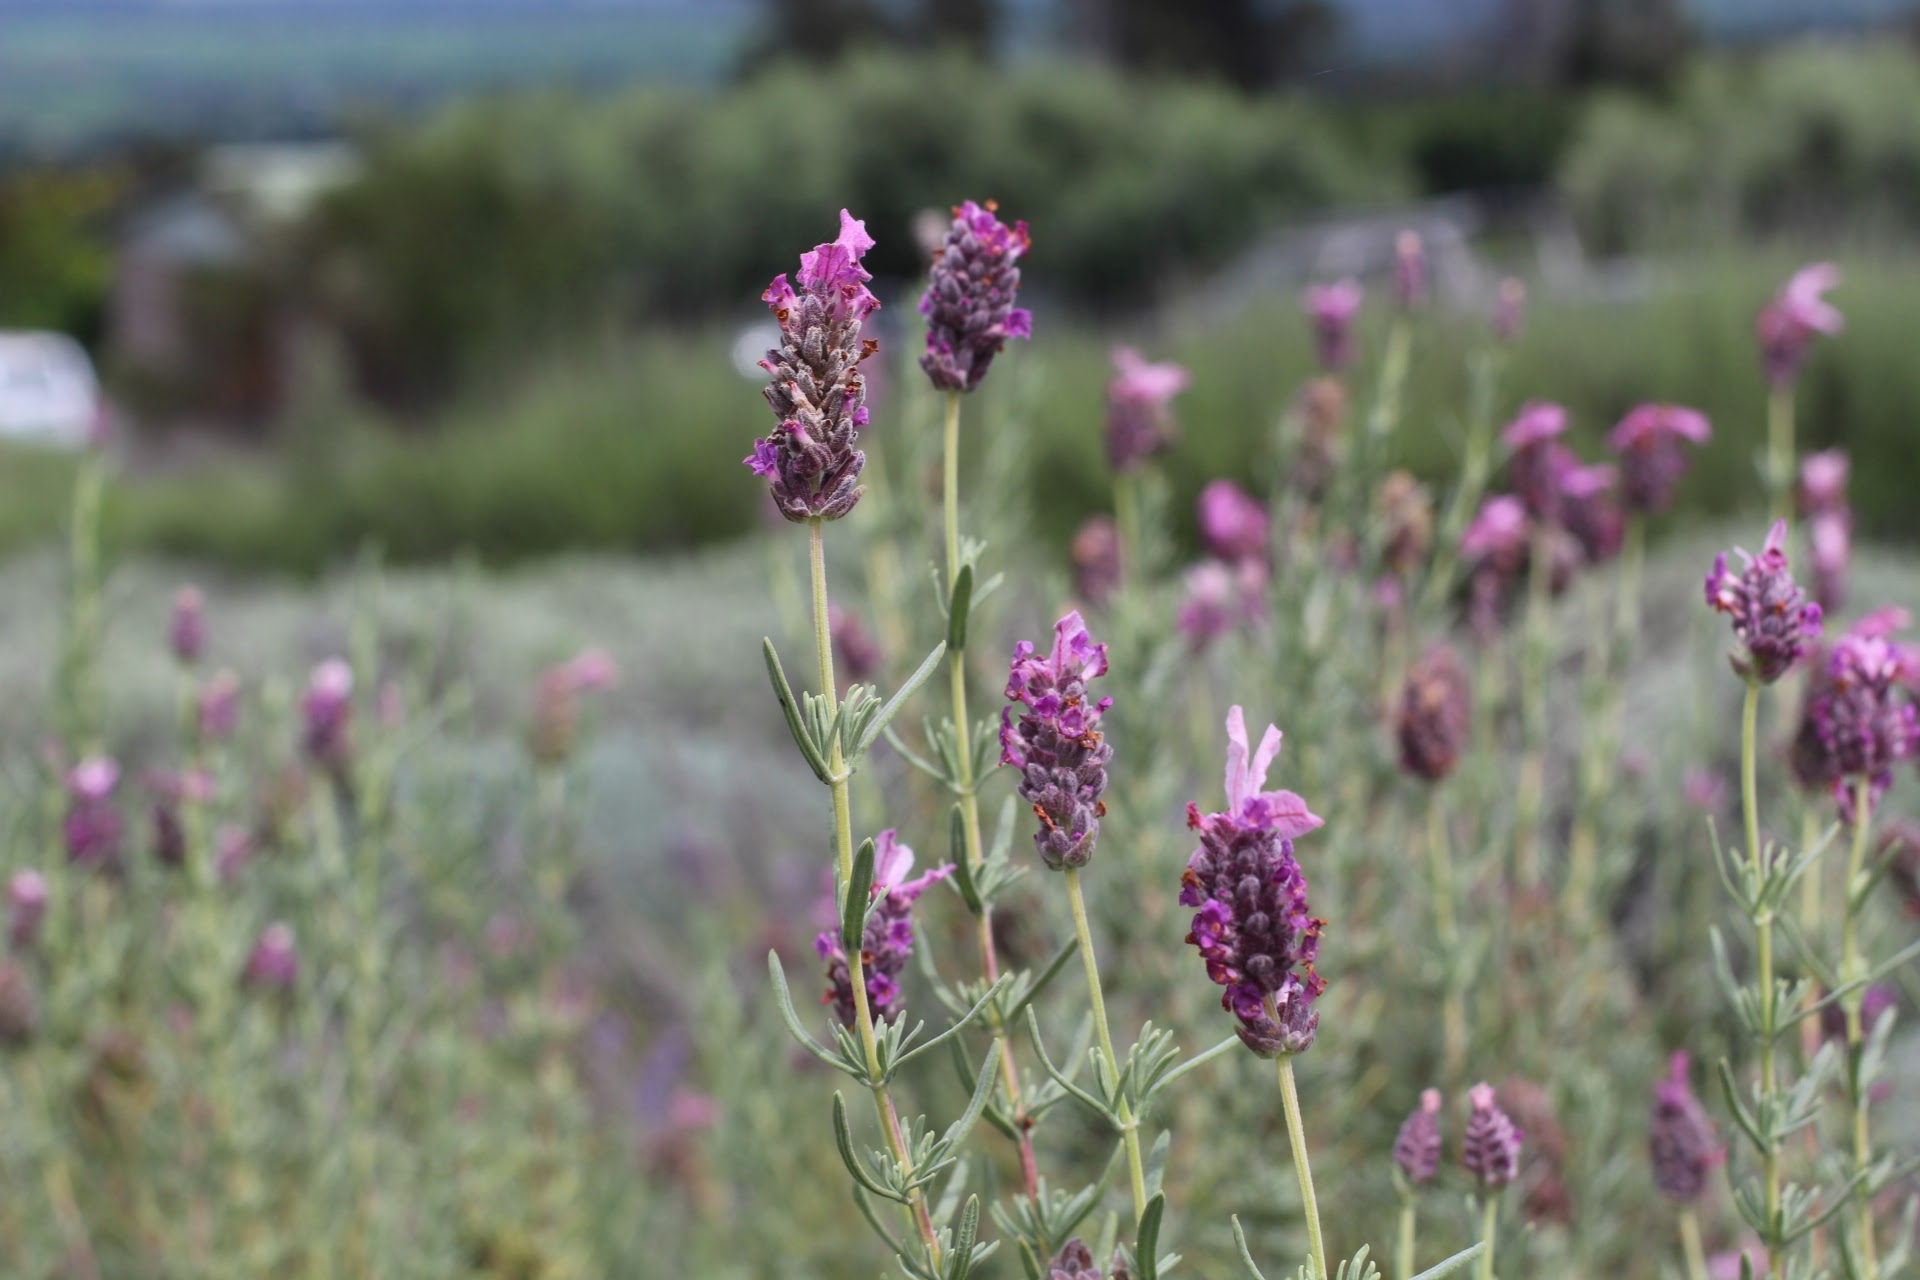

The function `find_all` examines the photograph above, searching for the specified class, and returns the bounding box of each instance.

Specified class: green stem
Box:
[1427,793,1465,1082]
[1680,1207,1709,1280]
[1276,1055,1327,1280]
[808,519,943,1267]
[941,388,1038,1193]
[1843,774,1877,1277]
[1768,387,1794,524]
[1515,526,1553,888]
[1064,867,1146,1221]
[1738,679,1783,1279]
[1397,1194,1417,1280]
[1478,1196,1499,1280]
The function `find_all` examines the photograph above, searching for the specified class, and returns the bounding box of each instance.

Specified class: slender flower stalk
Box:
[808,519,943,1264]
[1842,774,1876,1274]
[1679,1209,1710,1280]
[1276,1053,1328,1280]
[1064,866,1146,1220]
[1739,678,1784,1275]
[1756,264,1842,519]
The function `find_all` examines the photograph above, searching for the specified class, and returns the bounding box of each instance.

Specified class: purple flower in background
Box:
[1398,644,1472,782]
[1047,1240,1119,1280]
[1105,347,1189,472]
[1490,277,1526,344]
[1609,404,1711,515]
[1822,985,1896,1045]
[531,650,620,766]
[1808,510,1851,612]
[301,659,354,770]
[1001,612,1113,870]
[1394,230,1427,311]
[244,922,298,991]
[1176,559,1266,651]
[198,670,240,743]
[170,586,205,665]
[814,829,951,1026]
[1501,402,1570,520]
[64,757,123,870]
[1181,707,1326,1056]
[1757,263,1842,388]
[1461,494,1529,576]
[1811,632,1918,819]
[1462,1081,1525,1188]
[1394,1088,1444,1183]
[1649,1052,1723,1202]
[7,871,46,951]
[1683,769,1728,814]
[1377,470,1433,580]
[1302,279,1363,371]
[215,826,256,884]
[1800,449,1849,515]
[1070,516,1124,611]
[749,209,879,522]
[919,199,1032,394]
[829,607,883,687]
[146,769,212,870]
[1198,480,1269,564]
[1557,459,1623,564]
[1705,520,1822,684]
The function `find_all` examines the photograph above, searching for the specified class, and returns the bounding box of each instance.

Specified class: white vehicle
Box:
[0,332,100,448]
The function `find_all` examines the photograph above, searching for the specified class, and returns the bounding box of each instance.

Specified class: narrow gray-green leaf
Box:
[843,837,875,953]
[1229,1216,1269,1280]
[950,803,983,913]
[1409,1242,1485,1280]
[857,642,948,758]
[948,564,974,651]
[763,638,832,783]
[766,951,860,1076]
[946,1195,982,1280]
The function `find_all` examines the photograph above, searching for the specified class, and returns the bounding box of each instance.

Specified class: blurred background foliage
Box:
[2,3,1919,574]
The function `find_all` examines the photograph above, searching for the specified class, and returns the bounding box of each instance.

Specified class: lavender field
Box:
[4,180,1920,1280]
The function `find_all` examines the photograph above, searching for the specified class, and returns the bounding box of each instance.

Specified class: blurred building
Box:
[107,143,357,433]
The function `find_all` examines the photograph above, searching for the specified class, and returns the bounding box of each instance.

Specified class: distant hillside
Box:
[0,1,752,154]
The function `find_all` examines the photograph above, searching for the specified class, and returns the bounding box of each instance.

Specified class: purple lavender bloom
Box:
[530,649,619,766]
[1490,278,1525,344]
[64,757,123,870]
[1705,520,1823,684]
[749,209,880,522]
[1500,402,1570,520]
[1398,645,1472,782]
[814,830,951,1026]
[1811,632,1919,819]
[1302,279,1363,372]
[1609,404,1711,515]
[146,769,212,870]
[301,659,354,770]
[1180,707,1327,1056]
[1377,470,1433,580]
[1800,449,1849,515]
[1462,1081,1525,1188]
[1198,479,1269,564]
[1394,230,1427,312]
[170,586,205,665]
[1757,264,1843,389]
[198,670,240,743]
[1394,1088,1444,1183]
[1557,459,1623,565]
[1070,516,1124,611]
[1001,612,1114,870]
[919,199,1032,394]
[1460,494,1529,577]
[7,871,46,951]
[1048,1240,1103,1280]
[1176,559,1266,651]
[1809,510,1851,612]
[244,922,298,991]
[1105,347,1189,472]
[1649,1052,1723,1202]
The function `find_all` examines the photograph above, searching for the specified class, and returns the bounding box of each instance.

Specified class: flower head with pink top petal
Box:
[1757,263,1842,388]
[1610,404,1711,514]
[747,209,879,522]
[814,829,952,1027]
[1002,612,1114,869]
[1181,707,1326,1056]
[1105,347,1190,471]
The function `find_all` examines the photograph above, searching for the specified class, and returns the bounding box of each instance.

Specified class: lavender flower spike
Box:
[1105,347,1189,472]
[813,829,952,1026]
[1001,612,1114,870]
[170,586,205,665]
[1705,519,1823,684]
[919,199,1032,394]
[1394,230,1427,312]
[1462,1081,1524,1188]
[1757,263,1842,389]
[748,208,879,522]
[1394,1088,1444,1183]
[301,659,355,769]
[1649,1052,1724,1202]
[1398,644,1472,782]
[1302,279,1363,371]
[1812,632,1918,819]
[1198,479,1269,564]
[1048,1239,1104,1280]
[1180,707,1327,1056]
[65,757,123,870]
[1609,404,1711,515]
[7,871,46,951]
